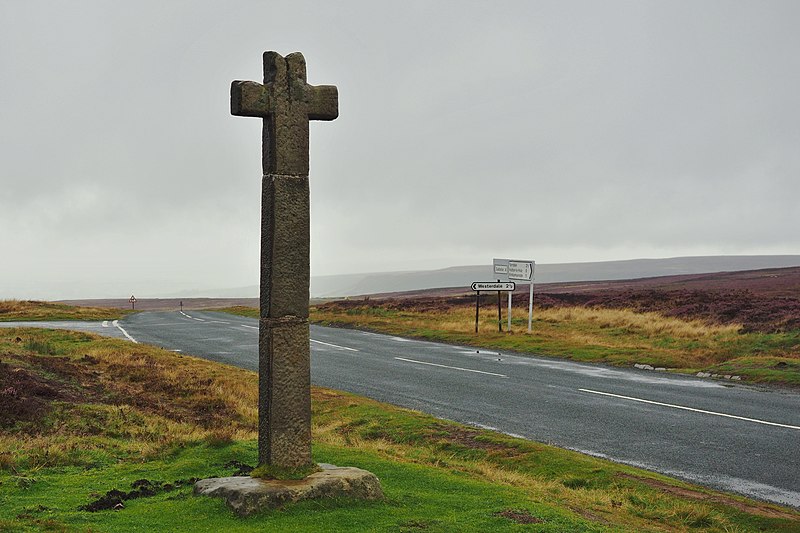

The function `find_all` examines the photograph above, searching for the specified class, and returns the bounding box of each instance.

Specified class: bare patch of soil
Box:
[493,508,543,524]
[80,478,198,512]
[0,359,80,428]
[433,424,519,453]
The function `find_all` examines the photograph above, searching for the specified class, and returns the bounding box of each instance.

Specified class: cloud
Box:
[1,0,798,298]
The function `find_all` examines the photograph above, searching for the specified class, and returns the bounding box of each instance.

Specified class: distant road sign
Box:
[129,295,137,303]
[471,281,515,291]
[494,264,508,275]
[508,261,533,281]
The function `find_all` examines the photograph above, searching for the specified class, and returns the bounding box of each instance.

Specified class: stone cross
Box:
[231,52,338,469]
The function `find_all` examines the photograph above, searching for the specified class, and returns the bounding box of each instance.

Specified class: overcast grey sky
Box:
[1,1,798,299]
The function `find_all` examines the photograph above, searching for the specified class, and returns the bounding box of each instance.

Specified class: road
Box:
[4,310,800,508]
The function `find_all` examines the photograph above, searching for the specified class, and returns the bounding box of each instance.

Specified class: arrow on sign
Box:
[508,261,533,281]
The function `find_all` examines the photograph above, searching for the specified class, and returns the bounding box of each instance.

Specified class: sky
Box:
[1,0,799,299]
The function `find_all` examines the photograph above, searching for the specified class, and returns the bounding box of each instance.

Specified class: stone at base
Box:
[194,464,383,516]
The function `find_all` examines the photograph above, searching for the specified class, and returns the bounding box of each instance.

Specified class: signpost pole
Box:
[507,291,512,331]
[475,291,480,333]
[472,281,515,333]
[496,279,502,332]
[527,279,534,332]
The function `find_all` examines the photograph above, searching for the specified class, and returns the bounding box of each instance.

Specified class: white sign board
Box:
[508,261,533,281]
[493,258,509,279]
[471,281,515,291]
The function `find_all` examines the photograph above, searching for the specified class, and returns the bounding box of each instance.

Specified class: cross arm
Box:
[231,80,271,117]
[307,85,338,121]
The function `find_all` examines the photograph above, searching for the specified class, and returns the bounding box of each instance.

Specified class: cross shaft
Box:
[231,52,338,469]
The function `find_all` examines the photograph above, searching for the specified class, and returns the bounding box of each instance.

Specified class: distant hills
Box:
[308,255,800,298]
[155,255,800,299]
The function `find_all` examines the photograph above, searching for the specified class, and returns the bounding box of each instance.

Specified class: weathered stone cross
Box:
[231,51,338,469]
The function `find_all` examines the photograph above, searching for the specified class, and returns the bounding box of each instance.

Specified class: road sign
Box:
[129,295,137,310]
[508,261,533,281]
[471,281,515,291]
[493,258,535,332]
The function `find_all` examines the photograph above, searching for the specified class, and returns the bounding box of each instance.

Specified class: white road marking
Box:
[112,320,138,344]
[394,357,508,378]
[310,339,359,352]
[241,325,259,329]
[391,336,412,342]
[102,321,109,327]
[171,349,182,352]
[192,317,205,322]
[579,389,800,430]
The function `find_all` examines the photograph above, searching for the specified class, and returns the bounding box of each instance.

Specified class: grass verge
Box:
[0,327,797,531]
[290,301,800,387]
[0,300,128,322]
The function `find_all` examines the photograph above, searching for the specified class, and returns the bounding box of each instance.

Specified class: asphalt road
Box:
[4,310,799,508]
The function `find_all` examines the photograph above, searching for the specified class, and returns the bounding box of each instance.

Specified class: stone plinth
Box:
[194,464,383,516]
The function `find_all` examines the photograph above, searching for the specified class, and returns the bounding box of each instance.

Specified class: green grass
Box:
[214,306,259,319]
[3,327,797,531]
[0,441,608,532]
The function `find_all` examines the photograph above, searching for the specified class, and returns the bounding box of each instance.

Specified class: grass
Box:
[293,301,800,387]
[0,299,127,322]
[1,327,798,531]
[214,305,259,319]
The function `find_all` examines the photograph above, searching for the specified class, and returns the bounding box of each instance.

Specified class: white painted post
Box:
[527,280,533,332]
[526,262,535,332]
[507,291,512,331]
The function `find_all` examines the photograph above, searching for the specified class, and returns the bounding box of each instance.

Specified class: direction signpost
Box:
[493,258,535,332]
[129,295,137,310]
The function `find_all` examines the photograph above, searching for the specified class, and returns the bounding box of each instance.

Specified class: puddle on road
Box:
[473,351,724,388]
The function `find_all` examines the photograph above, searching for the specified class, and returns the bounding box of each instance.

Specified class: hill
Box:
[310,255,800,298]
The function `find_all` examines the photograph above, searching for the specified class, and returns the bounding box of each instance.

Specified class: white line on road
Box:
[394,357,508,378]
[102,321,109,327]
[112,320,138,344]
[180,311,192,319]
[241,325,259,329]
[310,339,359,352]
[192,317,205,322]
[579,389,800,430]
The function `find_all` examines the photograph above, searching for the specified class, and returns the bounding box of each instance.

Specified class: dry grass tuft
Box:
[0,300,125,321]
